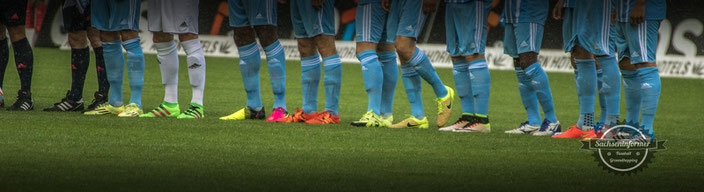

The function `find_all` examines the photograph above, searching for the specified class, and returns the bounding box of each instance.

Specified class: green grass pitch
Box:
[0,48,703,191]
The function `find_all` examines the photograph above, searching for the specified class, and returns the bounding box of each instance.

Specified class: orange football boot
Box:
[552,125,589,139]
[276,108,317,123]
[305,111,340,124]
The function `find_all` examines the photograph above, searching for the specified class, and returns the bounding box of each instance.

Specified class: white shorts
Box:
[148,0,199,34]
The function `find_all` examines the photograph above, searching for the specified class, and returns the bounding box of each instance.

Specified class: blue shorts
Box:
[290,0,335,38]
[228,0,277,27]
[445,1,491,56]
[562,0,613,56]
[90,0,140,31]
[355,2,390,44]
[503,22,543,58]
[386,0,426,42]
[612,21,660,64]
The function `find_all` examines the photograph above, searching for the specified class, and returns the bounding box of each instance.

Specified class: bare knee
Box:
[68,31,89,49]
[152,32,174,43]
[571,45,594,60]
[518,52,538,68]
[100,31,120,42]
[86,27,102,48]
[394,36,416,62]
[465,53,485,62]
[178,33,198,42]
[254,25,278,47]
[233,27,256,46]
[619,58,636,71]
[119,30,139,41]
[314,34,337,57]
[356,42,377,54]
[377,43,395,52]
[297,38,317,57]
[7,25,27,42]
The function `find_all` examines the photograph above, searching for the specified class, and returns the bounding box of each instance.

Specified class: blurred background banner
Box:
[32,0,704,78]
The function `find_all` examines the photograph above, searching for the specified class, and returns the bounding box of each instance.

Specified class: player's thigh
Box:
[446,1,489,57]
[624,20,660,64]
[576,0,611,56]
[503,23,518,58]
[254,25,278,47]
[356,3,387,44]
[0,0,27,27]
[514,22,543,56]
[94,0,140,32]
[384,0,401,44]
[149,0,199,34]
[611,23,629,63]
[562,8,577,53]
[63,2,91,34]
[395,0,425,39]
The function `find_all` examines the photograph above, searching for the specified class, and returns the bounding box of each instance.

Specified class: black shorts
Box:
[0,0,27,26]
[63,1,91,32]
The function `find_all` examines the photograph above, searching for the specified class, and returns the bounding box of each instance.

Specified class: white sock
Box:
[181,39,206,105]
[154,40,179,103]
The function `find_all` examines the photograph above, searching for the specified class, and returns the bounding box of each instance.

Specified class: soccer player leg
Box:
[629,21,662,137]
[613,23,641,128]
[517,23,557,124]
[299,44,321,114]
[445,2,473,116]
[318,36,342,116]
[572,46,597,130]
[68,45,89,102]
[122,34,145,109]
[260,31,287,111]
[235,34,263,110]
[63,5,90,103]
[596,55,621,126]
[466,0,491,121]
[401,64,424,120]
[153,33,179,104]
[378,44,398,118]
[357,49,383,115]
[8,26,34,94]
[0,29,7,90]
[180,38,206,106]
[355,2,385,116]
[101,36,125,108]
[506,24,541,127]
[87,28,109,97]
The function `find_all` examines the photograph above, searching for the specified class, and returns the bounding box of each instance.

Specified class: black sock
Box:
[0,38,8,89]
[12,38,33,92]
[70,47,90,100]
[93,46,109,95]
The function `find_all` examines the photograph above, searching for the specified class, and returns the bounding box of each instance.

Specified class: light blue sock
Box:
[238,42,263,109]
[524,63,557,123]
[575,59,596,128]
[401,64,424,119]
[102,40,124,107]
[301,54,321,114]
[469,59,490,116]
[637,67,660,137]
[323,55,342,116]
[596,68,606,124]
[621,70,641,127]
[596,56,621,126]
[378,51,398,117]
[123,38,144,108]
[264,41,286,110]
[407,48,447,98]
[452,60,473,114]
[357,50,382,115]
[515,67,541,126]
